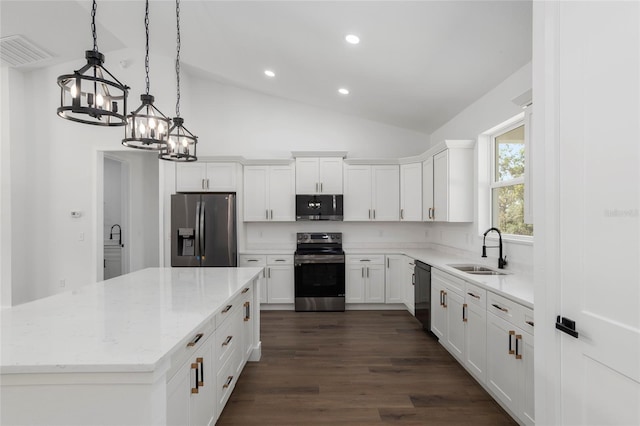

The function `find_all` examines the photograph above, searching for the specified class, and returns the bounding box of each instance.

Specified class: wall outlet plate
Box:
[71,211,82,218]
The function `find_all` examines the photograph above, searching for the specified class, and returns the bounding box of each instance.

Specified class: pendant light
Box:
[122,0,171,150]
[160,0,198,162]
[56,0,129,126]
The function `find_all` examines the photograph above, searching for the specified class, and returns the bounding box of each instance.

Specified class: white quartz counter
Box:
[1,267,263,375]
[345,248,533,308]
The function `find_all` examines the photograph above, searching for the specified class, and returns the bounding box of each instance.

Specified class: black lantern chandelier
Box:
[160,0,198,162]
[56,0,129,126]
[122,0,171,150]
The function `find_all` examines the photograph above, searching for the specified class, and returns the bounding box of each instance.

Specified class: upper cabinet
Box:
[344,164,399,221]
[295,157,343,194]
[243,164,295,222]
[400,163,422,221]
[176,162,237,192]
[423,141,474,222]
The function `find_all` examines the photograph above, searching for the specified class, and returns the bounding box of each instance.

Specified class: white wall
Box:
[426,62,533,270]
[104,158,123,242]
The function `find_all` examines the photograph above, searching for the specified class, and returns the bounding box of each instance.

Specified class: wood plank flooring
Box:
[217,310,516,425]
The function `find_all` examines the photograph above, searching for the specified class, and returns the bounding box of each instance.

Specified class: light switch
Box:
[71,211,82,218]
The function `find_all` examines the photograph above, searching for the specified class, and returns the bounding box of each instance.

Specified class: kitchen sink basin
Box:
[447,264,508,276]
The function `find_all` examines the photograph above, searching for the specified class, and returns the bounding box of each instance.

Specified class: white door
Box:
[430,277,446,340]
[554,3,640,425]
[405,258,416,312]
[243,166,269,221]
[205,163,237,192]
[372,165,400,221]
[268,165,295,221]
[385,255,405,304]
[422,157,434,221]
[346,264,365,303]
[445,290,465,363]
[343,165,372,221]
[266,265,294,303]
[176,163,207,192]
[295,158,319,194]
[465,300,487,383]
[400,163,422,221]
[432,150,449,222]
[365,264,385,303]
[486,312,519,415]
[318,157,343,194]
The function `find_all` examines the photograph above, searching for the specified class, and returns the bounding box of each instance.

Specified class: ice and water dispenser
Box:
[177,228,195,256]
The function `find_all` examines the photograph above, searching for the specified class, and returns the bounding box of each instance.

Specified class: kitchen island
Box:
[1,267,263,425]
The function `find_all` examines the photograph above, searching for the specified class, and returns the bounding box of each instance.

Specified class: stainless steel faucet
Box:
[482,227,507,269]
[110,224,122,247]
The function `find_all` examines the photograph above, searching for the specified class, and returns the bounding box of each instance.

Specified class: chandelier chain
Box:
[91,0,98,52]
[144,0,150,95]
[175,0,181,117]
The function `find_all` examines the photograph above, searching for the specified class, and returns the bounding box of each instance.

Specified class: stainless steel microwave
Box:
[296,194,343,221]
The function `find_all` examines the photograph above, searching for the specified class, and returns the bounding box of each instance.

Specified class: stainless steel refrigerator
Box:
[171,193,237,267]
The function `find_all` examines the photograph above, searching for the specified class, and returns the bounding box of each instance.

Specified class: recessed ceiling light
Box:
[345,34,360,45]
[338,88,350,95]
[264,69,275,78]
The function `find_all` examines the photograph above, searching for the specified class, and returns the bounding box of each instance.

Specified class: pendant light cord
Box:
[144,0,150,95]
[175,0,181,117]
[91,0,98,52]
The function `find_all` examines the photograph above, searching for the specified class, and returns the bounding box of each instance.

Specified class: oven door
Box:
[294,254,345,311]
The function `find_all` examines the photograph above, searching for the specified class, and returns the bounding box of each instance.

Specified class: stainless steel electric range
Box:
[294,232,345,312]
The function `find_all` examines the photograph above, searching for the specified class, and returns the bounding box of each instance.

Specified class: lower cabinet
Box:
[405,257,416,313]
[346,255,385,303]
[432,268,534,426]
[385,255,406,304]
[239,254,294,304]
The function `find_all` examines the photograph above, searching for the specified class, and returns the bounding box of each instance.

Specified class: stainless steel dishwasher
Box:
[414,261,435,337]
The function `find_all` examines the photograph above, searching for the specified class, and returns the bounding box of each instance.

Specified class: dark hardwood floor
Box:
[217,310,517,425]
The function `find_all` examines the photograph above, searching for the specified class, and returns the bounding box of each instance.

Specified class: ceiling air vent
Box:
[1,35,52,67]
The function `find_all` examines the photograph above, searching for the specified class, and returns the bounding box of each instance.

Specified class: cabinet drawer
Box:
[215,304,242,367]
[267,254,293,265]
[464,282,487,309]
[487,291,519,326]
[432,268,465,295]
[517,305,535,335]
[239,255,266,267]
[215,294,241,328]
[346,255,385,265]
[216,347,239,415]
[166,319,215,381]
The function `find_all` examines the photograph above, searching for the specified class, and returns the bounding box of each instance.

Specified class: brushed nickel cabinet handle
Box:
[265,209,269,220]
[187,333,204,347]
[400,209,404,219]
[320,182,323,192]
[316,182,319,192]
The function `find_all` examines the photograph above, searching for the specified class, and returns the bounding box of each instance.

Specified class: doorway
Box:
[103,155,130,280]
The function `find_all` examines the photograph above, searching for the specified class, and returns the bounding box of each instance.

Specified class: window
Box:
[490,122,533,237]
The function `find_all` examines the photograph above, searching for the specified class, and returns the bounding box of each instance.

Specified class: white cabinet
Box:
[405,257,416,314]
[423,142,474,222]
[463,282,487,384]
[400,163,422,221]
[176,162,237,192]
[240,287,255,363]
[385,255,405,304]
[430,269,466,363]
[345,255,385,303]
[295,157,343,194]
[243,165,295,222]
[486,292,535,426]
[343,164,400,221]
[239,254,294,304]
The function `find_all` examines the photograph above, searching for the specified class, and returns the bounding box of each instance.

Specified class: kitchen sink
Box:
[447,264,508,276]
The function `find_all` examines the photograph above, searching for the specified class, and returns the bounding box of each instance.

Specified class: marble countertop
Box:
[1,267,262,375]
[345,248,534,308]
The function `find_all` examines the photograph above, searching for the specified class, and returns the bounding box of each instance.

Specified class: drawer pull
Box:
[274,259,286,262]
[508,330,516,355]
[244,301,251,321]
[467,292,480,299]
[462,303,468,322]
[515,335,523,359]
[359,259,371,262]
[197,357,204,386]
[222,305,233,314]
[222,335,233,346]
[443,291,448,308]
[241,287,250,294]
[187,333,204,347]
[223,375,234,389]
[525,320,534,327]
[191,363,199,394]
[246,259,259,262]
[492,303,508,313]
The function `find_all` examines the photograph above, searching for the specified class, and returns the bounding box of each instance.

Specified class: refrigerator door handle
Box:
[195,201,201,260]
[200,201,206,260]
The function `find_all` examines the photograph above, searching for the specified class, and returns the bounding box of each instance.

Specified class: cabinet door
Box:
[268,165,295,221]
[372,165,400,221]
[241,288,255,363]
[521,331,535,426]
[166,362,191,426]
[400,163,422,221]
[430,277,446,340]
[432,150,449,221]
[295,158,320,194]
[486,312,520,415]
[422,157,434,221]
[405,258,416,313]
[365,264,386,303]
[385,255,405,304]
[266,265,294,303]
[464,301,487,383]
[318,158,343,194]
[445,290,465,363]
[206,163,237,192]
[243,166,269,221]
[343,165,372,221]
[346,264,366,303]
[176,163,207,192]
